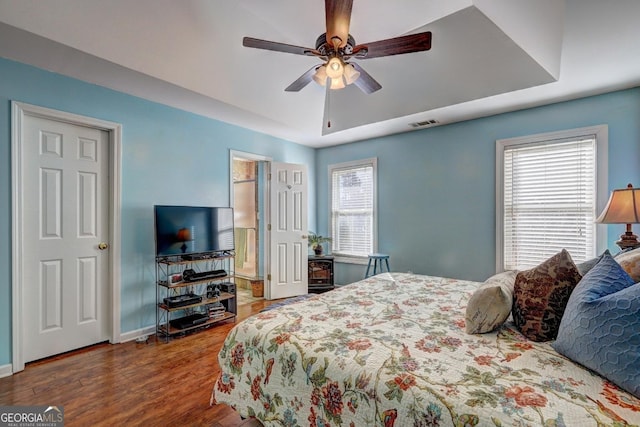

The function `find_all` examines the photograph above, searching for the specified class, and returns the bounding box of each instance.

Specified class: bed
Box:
[211,272,640,426]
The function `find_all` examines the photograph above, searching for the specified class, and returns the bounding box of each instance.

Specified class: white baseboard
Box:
[119,325,156,343]
[0,363,13,378]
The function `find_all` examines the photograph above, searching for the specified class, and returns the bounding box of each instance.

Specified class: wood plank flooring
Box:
[0,299,273,426]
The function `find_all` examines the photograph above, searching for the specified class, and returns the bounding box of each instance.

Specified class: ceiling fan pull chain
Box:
[327,85,331,128]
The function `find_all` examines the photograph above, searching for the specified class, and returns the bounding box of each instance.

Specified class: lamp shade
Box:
[596,184,640,224]
[326,57,344,79]
[176,227,192,242]
[329,77,345,90]
[313,65,328,86]
[343,63,360,85]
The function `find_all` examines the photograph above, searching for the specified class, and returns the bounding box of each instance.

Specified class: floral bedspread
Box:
[212,273,640,426]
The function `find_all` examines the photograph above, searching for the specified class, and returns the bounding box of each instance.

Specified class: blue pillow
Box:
[552,252,640,398]
[575,249,611,276]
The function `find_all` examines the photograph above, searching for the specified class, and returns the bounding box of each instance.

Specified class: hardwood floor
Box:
[0,299,273,426]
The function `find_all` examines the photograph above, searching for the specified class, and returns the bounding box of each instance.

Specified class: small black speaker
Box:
[219,282,236,293]
[182,269,196,281]
[206,284,220,299]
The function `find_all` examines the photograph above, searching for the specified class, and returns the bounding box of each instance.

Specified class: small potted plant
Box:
[308,232,332,256]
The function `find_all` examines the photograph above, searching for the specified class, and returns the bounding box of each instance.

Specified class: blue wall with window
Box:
[316,88,640,285]
[0,58,316,368]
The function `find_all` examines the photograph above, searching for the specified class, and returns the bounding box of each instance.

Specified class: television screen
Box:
[154,205,234,257]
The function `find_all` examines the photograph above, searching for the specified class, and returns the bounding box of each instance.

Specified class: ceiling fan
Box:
[242,0,432,94]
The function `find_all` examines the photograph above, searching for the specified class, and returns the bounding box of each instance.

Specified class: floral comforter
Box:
[212,273,640,426]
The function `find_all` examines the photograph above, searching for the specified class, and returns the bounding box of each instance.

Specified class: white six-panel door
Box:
[22,115,110,363]
[267,162,308,300]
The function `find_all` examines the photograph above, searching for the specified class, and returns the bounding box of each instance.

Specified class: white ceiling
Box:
[0,0,639,148]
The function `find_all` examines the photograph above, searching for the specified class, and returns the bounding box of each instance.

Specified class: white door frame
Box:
[11,101,122,373]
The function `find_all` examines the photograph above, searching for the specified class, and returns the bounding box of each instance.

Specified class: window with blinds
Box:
[497,126,608,272]
[329,158,377,260]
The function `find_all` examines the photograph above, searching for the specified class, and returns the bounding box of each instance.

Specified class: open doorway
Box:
[231,151,268,305]
[230,151,309,303]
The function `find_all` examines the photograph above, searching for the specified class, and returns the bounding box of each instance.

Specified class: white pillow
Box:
[614,247,640,282]
[465,270,517,334]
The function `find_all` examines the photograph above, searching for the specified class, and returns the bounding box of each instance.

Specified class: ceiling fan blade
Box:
[243,37,318,56]
[353,31,432,59]
[285,66,319,92]
[325,0,353,48]
[350,63,382,94]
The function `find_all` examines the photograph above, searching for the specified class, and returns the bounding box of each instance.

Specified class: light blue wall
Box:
[0,58,316,367]
[2,55,639,368]
[317,88,640,285]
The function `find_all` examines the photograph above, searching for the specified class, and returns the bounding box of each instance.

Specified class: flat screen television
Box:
[154,205,234,257]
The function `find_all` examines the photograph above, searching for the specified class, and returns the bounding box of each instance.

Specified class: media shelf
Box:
[155,251,237,342]
[157,312,237,336]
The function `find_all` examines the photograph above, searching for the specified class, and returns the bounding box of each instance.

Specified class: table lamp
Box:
[176,227,192,253]
[596,183,640,250]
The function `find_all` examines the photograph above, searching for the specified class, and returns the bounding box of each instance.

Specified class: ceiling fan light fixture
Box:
[329,77,345,90]
[313,62,358,90]
[313,65,328,86]
[326,57,344,79]
[343,63,360,85]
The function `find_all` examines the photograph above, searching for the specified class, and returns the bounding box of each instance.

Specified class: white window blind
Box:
[503,137,596,270]
[330,159,377,259]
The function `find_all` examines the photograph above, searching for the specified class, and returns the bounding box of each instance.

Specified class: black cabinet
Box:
[308,256,334,293]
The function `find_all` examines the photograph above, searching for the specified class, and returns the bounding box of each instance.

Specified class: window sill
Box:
[333,255,369,265]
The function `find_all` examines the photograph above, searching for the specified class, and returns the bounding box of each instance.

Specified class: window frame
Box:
[495,125,608,272]
[328,157,378,264]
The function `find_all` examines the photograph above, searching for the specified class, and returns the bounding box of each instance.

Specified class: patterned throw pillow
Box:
[465,270,517,334]
[614,247,640,282]
[553,252,640,398]
[512,249,582,341]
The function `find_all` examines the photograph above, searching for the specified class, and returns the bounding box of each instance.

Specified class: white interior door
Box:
[21,114,110,363]
[267,162,308,300]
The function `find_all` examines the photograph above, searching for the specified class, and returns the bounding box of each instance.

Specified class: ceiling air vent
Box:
[409,119,439,128]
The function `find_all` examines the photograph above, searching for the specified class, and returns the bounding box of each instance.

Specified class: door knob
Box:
[98,242,109,250]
